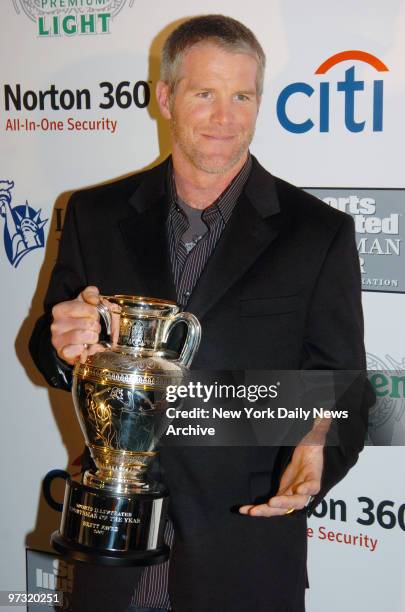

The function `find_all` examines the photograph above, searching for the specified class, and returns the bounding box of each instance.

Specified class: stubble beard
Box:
[170,116,255,175]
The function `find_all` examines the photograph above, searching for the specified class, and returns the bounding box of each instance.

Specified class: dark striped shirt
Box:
[133,153,252,609]
[168,154,252,306]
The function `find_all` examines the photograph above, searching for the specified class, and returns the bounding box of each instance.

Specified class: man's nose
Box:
[210,99,232,125]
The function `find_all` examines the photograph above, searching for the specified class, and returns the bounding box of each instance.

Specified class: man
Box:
[30,15,371,611]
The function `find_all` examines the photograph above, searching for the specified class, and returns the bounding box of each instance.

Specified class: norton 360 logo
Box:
[277,50,389,133]
[12,0,135,37]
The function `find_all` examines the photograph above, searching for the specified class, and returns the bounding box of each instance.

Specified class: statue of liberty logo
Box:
[0,180,48,268]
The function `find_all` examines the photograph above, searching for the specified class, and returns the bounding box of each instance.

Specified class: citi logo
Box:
[276,51,389,133]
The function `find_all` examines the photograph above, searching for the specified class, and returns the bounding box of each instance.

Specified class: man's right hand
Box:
[51,286,102,366]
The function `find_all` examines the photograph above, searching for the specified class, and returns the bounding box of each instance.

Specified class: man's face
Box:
[157,42,261,174]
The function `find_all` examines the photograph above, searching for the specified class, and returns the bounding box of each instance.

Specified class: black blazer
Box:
[30,157,372,611]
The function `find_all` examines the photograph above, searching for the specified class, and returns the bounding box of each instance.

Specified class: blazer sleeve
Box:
[29,193,88,391]
[300,214,375,514]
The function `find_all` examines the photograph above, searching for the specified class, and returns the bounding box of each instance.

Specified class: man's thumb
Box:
[78,285,100,305]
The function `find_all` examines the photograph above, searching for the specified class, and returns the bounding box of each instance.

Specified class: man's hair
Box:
[161,15,266,96]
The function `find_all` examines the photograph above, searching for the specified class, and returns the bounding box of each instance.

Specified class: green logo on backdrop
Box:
[369,373,405,398]
[12,0,134,37]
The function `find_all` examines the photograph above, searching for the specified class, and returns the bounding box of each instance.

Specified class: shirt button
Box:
[184,291,191,298]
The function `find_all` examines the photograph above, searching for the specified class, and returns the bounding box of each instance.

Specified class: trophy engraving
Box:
[129,320,145,347]
[51,295,201,566]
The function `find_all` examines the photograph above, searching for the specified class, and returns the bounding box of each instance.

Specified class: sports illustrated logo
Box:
[36,558,74,594]
[0,180,48,268]
[305,188,404,293]
[366,354,405,446]
[27,550,74,611]
[277,50,389,133]
[12,0,134,37]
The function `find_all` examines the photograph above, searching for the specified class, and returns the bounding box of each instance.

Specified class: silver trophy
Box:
[51,296,201,566]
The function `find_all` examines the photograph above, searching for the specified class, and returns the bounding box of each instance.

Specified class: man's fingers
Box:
[277,463,297,492]
[52,300,99,321]
[239,501,290,517]
[59,341,107,365]
[239,503,297,518]
[50,287,103,365]
[267,493,309,509]
[239,492,311,517]
[59,343,88,364]
[295,479,321,496]
[52,330,99,362]
[239,505,254,515]
[51,317,101,336]
[79,286,100,305]
[277,475,320,498]
[52,286,100,321]
[79,343,107,363]
[53,328,99,350]
[110,311,120,345]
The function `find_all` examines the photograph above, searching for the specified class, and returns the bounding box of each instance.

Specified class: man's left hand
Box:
[239,443,323,517]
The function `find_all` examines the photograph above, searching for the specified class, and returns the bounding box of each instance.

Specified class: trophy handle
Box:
[162,312,201,368]
[96,302,113,347]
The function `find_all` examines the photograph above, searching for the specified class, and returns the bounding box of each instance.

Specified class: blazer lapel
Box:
[118,159,177,301]
[187,158,284,321]
[117,156,285,318]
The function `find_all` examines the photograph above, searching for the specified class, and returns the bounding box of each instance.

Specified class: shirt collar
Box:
[167,152,252,225]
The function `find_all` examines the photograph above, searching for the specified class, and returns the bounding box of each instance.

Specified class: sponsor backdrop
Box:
[1,0,405,610]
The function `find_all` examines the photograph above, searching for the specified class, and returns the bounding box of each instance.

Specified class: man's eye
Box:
[197,91,211,98]
[235,94,250,101]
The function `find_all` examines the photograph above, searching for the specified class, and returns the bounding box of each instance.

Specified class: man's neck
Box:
[172,148,248,210]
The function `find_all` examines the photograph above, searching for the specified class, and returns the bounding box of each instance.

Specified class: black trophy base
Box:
[51,478,169,566]
[51,531,170,566]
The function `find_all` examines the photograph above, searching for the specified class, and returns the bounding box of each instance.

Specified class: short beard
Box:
[170,118,254,175]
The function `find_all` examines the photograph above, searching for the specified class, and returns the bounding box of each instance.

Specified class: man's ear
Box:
[156,81,172,120]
